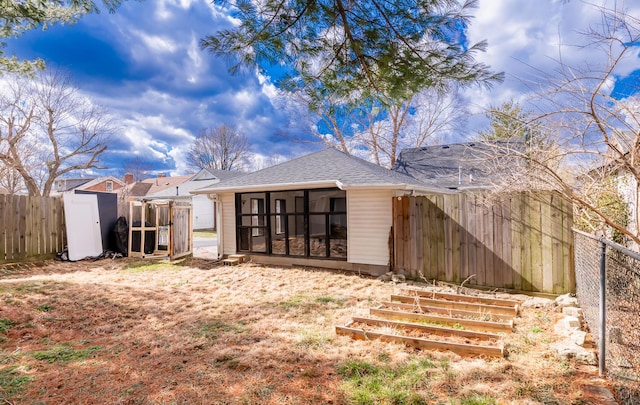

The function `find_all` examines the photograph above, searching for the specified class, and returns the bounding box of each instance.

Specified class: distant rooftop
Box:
[393,139,527,190]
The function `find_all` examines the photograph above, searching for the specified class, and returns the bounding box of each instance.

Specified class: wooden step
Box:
[222,258,239,266]
[402,289,520,309]
[370,307,513,333]
[379,301,515,322]
[336,323,504,358]
[228,254,246,263]
[390,294,518,317]
[351,317,501,341]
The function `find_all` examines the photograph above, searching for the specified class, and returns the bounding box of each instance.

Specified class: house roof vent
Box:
[442,145,450,149]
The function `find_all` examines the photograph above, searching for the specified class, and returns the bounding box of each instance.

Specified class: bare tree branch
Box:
[187,124,250,172]
[0,69,113,196]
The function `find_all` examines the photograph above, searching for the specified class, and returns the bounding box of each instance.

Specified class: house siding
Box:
[616,172,639,250]
[220,192,236,255]
[84,181,123,193]
[192,195,214,230]
[347,189,394,266]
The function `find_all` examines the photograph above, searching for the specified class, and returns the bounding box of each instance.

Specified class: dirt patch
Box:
[0,257,610,404]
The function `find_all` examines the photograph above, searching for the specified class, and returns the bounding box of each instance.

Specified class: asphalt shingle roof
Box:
[393,140,527,189]
[194,148,431,193]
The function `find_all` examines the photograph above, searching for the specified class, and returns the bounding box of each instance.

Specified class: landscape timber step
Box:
[228,254,246,263]
[370,307,513,333]
[379,301,515,322]
[336,322,504,358]
[390,294,518,317]
[350,317,502,342]
[401,289,520,310]
[338,290,517,357]
[222,258,240,266]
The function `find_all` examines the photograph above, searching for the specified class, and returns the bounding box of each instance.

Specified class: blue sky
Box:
[5,0,640,178]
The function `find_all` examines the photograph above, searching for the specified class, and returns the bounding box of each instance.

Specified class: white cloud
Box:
[257,71,279,101]
[167,144,193,175]
[462,0,640,136]
[121,126,169,160]
[129,30,177,54]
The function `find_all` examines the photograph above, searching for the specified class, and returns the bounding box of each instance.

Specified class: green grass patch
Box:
[337,358,437,404]
[193,230,217,238]
[279,295,308,309]
[32,345,102,364]
[0,318,15,334]
[0,366,33,396]
[459,394,498,405]
[315,296,346,306]
[197,320,247,341]
[295,330,333,349]
[36,304,54,312]
[122,261,181,273]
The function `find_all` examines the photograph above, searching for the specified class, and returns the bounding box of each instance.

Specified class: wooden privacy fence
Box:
[0,195,66,263]
[393,191,575,294]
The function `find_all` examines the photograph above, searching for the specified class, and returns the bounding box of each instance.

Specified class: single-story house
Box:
[192,147,446,273]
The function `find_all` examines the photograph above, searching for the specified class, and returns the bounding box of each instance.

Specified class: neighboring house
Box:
[587,134,640,247]
[51,176,125,196]
[123,174,193,199]
[393,139,526,191]
[51,178,95,195]
[192,148,444,272]
[148,169,243,230]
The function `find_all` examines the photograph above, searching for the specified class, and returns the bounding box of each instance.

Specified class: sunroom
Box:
[192,148,439,275]
[236,188,347,259]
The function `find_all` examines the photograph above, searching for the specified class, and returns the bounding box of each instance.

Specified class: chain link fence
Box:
[574,230,640,404]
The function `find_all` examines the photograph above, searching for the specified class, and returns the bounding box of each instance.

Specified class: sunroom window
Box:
[236,188,347,259]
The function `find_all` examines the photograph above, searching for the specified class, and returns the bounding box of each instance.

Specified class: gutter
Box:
[192,181,451,195]
[190,180,342,194]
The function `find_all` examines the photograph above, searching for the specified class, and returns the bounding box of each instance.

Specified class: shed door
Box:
[63,193,103,261]
[171,204,193,259]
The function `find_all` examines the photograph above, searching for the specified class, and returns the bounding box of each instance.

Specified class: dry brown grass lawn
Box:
[0,258,610,404]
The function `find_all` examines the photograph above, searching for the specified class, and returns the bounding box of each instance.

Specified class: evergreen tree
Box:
[1,0,124,74]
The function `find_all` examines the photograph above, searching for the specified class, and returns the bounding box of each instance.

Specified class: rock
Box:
[570,330,587,346]
[521,297,554,308]
[551,341,597,365]
[391,274,406,283]
[377,272,393,282]
[562,306,584,320]
[564,316,581,329]
[556,293,579,308]
[554,316,582,336]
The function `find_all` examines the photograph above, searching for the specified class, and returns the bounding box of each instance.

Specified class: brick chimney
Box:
[124,173,134,184]
[157,173,166,178]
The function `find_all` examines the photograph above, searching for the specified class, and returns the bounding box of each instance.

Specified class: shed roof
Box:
[192,148,443,194]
